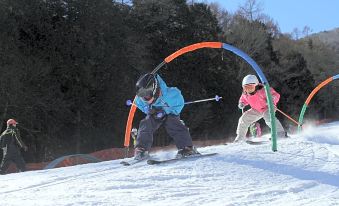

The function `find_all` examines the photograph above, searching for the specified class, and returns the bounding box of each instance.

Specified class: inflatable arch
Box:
[124,42,279,151]
[44,154,101,169]
[298,74,339,132]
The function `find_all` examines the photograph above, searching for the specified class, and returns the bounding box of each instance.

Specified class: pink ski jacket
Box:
[239,85,280,113]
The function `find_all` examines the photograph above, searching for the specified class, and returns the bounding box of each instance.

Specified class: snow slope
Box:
[0,122,339,206]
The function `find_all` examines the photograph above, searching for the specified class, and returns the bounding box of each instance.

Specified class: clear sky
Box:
[202,0,339,34]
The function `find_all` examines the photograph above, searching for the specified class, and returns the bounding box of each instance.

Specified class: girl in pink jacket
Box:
[234,75,286,142]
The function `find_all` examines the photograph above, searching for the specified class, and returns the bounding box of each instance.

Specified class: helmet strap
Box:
[151,75,158,97]
[152,87,161,103]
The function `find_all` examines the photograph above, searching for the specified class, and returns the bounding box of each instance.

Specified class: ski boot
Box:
[134,147,149,160]
[176,146,200,159]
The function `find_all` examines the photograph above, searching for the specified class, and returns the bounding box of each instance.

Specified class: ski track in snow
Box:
[0,122,339,206]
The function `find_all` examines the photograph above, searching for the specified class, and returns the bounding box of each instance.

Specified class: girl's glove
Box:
[238,102,245,110]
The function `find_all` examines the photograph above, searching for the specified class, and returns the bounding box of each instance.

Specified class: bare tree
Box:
[302,26,312,37]
[292,27,300,40]
[259,14,281,37]
[238,0,263,22]
[209,2,232,33]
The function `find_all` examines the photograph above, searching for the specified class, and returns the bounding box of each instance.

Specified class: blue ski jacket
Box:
[135,75,185,115]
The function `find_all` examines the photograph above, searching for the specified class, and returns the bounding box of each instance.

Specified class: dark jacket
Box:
[0,126,26,156]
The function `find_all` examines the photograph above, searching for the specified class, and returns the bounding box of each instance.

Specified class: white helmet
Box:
[242,75,259,86]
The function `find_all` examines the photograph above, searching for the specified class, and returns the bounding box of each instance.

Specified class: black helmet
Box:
[136,73,159,101]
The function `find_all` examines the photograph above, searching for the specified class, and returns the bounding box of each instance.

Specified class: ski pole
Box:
[183,95,222,105]
[276,108,300,126]
[126,95,222,107]
[242,105,300,126]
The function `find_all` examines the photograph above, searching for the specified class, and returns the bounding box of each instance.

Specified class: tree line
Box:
[0,0,337,163]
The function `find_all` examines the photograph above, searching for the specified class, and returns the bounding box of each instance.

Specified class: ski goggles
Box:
[137,87,154,101]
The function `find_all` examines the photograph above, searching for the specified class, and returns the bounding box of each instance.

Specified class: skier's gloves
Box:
[238,102,245,110]
[154,110,166,120]
[144,106,157,115]
[146,107,166,120]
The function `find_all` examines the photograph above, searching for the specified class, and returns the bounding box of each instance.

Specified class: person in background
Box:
[234,75,286,143]
[131,128,138,146]
[249,122,262,138]
[0,119,28,174]
[133,73,199,160]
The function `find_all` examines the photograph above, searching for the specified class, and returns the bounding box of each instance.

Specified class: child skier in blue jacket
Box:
[133,73,199,160]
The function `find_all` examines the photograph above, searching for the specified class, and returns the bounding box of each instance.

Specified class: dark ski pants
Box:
[0,153,26,174]
[135,114,193,151]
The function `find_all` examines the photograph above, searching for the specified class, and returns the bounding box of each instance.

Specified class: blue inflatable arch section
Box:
[125,42,278,151]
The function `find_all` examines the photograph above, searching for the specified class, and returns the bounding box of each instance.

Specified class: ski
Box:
[147,153,218,165]
[245,140,270,145]
[245,135,291,145]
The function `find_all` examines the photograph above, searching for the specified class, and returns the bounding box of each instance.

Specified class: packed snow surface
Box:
[0,122,339,206]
